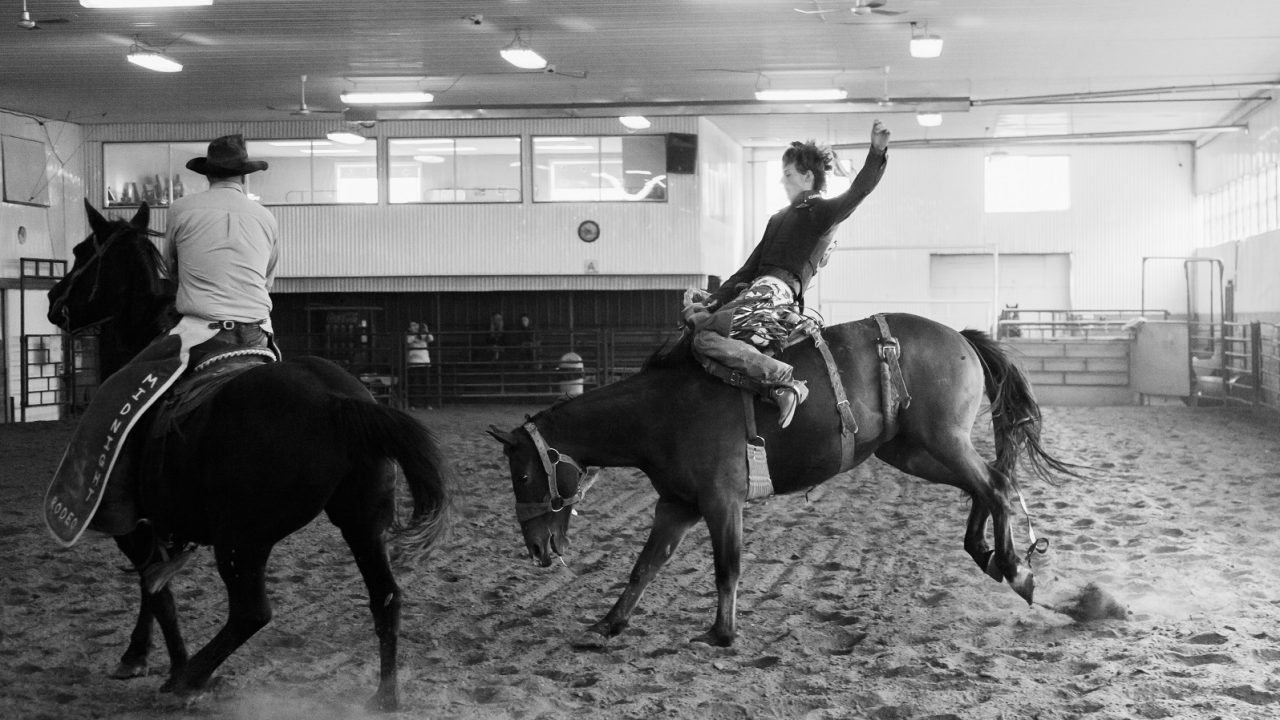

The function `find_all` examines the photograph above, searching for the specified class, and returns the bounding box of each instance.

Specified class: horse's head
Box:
[487,421,598,567]
[48,200,164,333]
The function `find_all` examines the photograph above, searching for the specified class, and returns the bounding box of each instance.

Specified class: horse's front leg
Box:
[692,492,743,647]
[586,499,700,640]
[162,543,272,693]
[111,532,188,680]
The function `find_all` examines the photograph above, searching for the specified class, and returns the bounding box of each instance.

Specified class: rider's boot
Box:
[770,380,809,429]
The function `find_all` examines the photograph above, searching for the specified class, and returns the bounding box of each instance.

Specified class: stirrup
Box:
[141,543,195,594]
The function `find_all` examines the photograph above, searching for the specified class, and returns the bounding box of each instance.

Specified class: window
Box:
[532,135,667,202]
[248,139,377,204]
[388,137,521,203]
[984,154,1070,213]
[103,139,379,207]
[103,142,201,208]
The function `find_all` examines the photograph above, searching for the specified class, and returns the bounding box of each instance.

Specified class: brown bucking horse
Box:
[489,314,1077,646]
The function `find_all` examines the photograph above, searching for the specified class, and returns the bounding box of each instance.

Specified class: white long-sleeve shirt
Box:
[163,180,279,323]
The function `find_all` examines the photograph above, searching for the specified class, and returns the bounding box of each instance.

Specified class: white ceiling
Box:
[2,0,1279,148]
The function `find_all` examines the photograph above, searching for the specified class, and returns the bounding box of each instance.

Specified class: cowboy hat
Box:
[185,134,269,177]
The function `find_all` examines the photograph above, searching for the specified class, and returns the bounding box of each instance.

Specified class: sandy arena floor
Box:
[3,403,1280,720]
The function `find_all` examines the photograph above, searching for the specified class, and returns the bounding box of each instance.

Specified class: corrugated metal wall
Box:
[1194,96,1280,247]
[83,116,704,289]
[696,118,747,279]
[0,113,84,419]
[1195,97,1280,195]
[774,143,1201,326]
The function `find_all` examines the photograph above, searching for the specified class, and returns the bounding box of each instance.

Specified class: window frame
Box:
[101,138,382,208]
[387,135,523,205]
[530,134,668,204]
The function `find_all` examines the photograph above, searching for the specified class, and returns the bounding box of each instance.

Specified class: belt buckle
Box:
[218,320,236,331]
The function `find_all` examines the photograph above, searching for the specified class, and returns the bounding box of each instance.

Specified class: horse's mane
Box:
[109,220,170,297]
[640,330,696,371]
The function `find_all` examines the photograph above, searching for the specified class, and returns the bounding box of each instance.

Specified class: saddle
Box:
[104,351,275,536]
[149,348,277,439]
[691,311,912,500]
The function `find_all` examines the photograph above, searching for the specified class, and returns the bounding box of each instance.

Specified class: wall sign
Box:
[577,220,600,243]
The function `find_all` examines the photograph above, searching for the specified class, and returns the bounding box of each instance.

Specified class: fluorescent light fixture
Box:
[268,140,320,147]
[340,91,433,105]
[501,31,547,70]
[325,130,366,145]
[916,112,943,127]
[126,45,182,73]
[754,88,848,102]
[82,0,212,7]
[910,36,943,58]
[619,115,651,130]
[414,155,446,164]
[909,22,943,58]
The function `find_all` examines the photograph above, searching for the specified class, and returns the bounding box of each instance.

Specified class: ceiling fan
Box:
[794,1,905,18]
[18,0,69,30]
[268,75,345,116]
[851,0,905,16]
[545,65,588,80]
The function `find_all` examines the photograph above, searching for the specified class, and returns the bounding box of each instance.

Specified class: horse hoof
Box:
[1009,567,1036,606]
[109,661,147,679]
[982,551,1004,582]
[689,631,735,648]
[569,630,611,650]
[364,689,400,713]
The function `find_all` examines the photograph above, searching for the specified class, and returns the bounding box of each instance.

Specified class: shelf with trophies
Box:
[103,141,204,208]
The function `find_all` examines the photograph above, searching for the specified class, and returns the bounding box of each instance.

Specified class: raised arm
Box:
[824,120,890,223]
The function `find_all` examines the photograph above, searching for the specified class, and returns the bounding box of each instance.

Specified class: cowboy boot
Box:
[770,380,809,429]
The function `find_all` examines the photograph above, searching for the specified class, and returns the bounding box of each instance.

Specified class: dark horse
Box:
[489,314,1076,646]
[46,201,452,711]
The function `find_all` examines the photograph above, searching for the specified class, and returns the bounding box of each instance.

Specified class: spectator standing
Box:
[406,320,433,408]
[487,312,506,361]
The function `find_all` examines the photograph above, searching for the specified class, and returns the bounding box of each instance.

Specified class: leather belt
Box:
[208,320,266,331]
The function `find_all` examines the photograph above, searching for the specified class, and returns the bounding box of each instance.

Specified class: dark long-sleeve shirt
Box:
[712,146,887,307]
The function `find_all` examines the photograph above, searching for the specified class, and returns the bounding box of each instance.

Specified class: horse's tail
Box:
[960,329,1081,491]
[331,397,453,563]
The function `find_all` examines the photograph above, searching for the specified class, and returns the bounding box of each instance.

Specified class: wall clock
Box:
[577,220,600,243]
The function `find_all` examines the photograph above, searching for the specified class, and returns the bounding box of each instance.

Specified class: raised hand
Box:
[871,119,890,152]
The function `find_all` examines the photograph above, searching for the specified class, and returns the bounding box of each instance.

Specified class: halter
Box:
[48,224,133,332]
[514,421,600,522]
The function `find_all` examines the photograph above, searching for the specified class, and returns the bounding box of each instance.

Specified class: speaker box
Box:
[666,133,698,174]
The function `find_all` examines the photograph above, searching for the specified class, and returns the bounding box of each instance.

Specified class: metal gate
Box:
[16,257,79,422]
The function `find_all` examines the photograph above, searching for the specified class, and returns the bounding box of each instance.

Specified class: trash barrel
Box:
[558,351,584,397]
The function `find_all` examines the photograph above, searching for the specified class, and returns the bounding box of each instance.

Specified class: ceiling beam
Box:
[831,125,1250,150]
[365,97,973,122]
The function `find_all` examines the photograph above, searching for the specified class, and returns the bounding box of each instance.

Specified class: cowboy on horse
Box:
[45,134,280,591]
